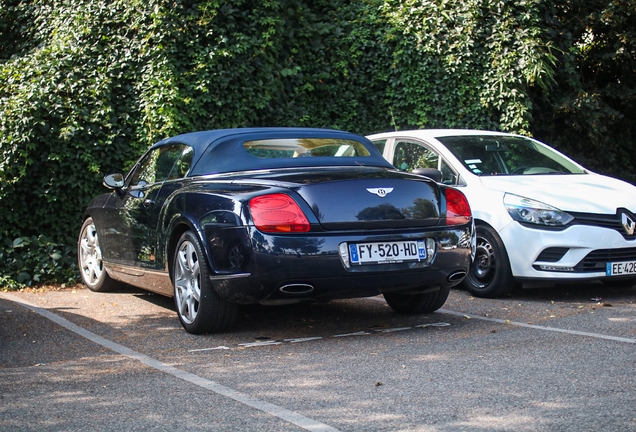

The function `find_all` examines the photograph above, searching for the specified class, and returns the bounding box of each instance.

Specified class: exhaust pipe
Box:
[447,270,467,283]
[279,283,314,294]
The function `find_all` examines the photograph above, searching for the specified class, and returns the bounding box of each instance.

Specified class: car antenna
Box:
[390,106,398,131]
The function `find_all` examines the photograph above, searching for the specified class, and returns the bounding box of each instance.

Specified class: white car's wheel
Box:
[461,224,517,298]
[173,231,238,334]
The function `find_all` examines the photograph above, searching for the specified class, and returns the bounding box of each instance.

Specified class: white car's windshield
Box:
[438,135,586,176]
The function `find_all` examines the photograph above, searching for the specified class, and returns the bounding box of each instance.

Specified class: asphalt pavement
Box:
[1,282,635,431]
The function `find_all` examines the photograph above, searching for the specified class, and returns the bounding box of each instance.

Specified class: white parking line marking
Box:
[229,324,449,349]
[333,331,370,337]
[374,327,411,333]
[285,337,324,343]
[415,322,451,328]
[367,295,635,344]
[239,341,283,348]
[438,308,636,344]
[0,293,341,432]
[189,346,230,352]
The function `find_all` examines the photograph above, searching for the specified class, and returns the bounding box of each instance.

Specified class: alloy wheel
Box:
[79,223,104,287]
[174,240,201,324]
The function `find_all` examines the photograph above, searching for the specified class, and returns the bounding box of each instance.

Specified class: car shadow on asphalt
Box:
[111,280,636,338]
[511,281,636,303]
[452,279,636,303]
[96,280,447,336]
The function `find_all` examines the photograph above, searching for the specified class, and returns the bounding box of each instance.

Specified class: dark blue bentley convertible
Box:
[78,128,475,334]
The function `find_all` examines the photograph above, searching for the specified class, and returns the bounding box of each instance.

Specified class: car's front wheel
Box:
[173,231,238,334]
[384,286,450,314]
[78,217,119,292]
[461,224,517,298]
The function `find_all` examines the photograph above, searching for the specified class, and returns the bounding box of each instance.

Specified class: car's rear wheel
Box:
[384,286,450,314]
[78,217,119,292]
[461,224,517,298]
[173,231,238,334]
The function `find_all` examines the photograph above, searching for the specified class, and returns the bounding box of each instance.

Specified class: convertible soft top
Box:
[152,127,394,175]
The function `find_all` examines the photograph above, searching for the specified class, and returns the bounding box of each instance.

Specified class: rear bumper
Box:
[211,225,473,303]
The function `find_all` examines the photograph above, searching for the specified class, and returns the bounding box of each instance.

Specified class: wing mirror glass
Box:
[103,173,125,189]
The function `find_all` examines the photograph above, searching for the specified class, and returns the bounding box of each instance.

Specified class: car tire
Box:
[461,224,518,298]
[383,286,451,314]
[78,217,120,292]
[173,231,238,334]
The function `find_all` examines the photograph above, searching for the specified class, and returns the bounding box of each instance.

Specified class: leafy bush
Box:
[531,0,636,181]
[0,236,77,289]
[379,0,557,133]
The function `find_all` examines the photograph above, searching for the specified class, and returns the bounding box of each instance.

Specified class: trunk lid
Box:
[259,168,442,230]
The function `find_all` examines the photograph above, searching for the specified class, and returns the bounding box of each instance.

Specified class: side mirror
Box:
[103,173,125,190]
[412,168,442,183]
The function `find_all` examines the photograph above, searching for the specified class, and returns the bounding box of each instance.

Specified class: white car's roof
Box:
[368,129,516,139]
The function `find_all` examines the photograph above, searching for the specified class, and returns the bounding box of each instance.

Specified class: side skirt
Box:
[105,263,173,297]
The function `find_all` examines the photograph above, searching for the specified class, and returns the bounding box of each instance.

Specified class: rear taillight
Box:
[445,188,471,225]
[249,194,310,233]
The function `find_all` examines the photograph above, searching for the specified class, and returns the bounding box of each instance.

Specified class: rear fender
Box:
[163,191,255,280]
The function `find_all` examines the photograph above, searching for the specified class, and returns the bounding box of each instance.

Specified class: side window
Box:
[168,146,194,180]
[394,141,439,172]
[371,140,387,156]
[129,145,188,188]
[129,149,160,188]
[440,159,458,185]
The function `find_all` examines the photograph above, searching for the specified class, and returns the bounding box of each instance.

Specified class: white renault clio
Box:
[367,129,636,297]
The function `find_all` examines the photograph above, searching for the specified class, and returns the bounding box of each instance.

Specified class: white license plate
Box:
[606,261,636,276]
[349,240,426,265]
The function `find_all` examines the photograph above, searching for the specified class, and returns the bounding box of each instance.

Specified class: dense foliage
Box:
[0,235,76,289]
[531,0,636,173]
[1,0,634,287]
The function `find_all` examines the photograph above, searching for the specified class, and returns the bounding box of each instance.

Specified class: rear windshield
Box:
[244,138,371,158]
[437,135,585,176]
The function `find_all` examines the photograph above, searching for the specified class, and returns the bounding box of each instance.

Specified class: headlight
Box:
[504,193,574,226]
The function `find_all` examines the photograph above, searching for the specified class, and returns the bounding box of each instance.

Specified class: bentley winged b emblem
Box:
[367,188,394,198]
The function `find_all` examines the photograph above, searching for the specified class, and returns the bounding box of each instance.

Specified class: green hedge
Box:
[1,0,634,287]
[531,0,636,175]
[0,236,77,289]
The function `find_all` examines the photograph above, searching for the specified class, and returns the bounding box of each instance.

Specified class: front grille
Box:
[535,247,569,262]
[569,209,636,240]
[574,247,636,272]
